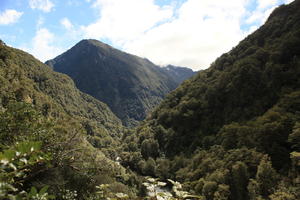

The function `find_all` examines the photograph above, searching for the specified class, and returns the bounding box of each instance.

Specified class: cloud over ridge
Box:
[81,0,293,70]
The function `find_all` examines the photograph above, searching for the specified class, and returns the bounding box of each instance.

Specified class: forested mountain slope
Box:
[0,40,123,138]
[46,39,195,126]
[142,0,300,156]
[0,41,141,199]
[121,1,300,199]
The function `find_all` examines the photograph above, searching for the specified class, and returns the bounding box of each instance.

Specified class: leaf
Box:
[0,159,9,165]
[147,177,157,183]
[19,158,28,164]
[29,186,37,196]
[142,182,151,187]
[39,185,49,195]
[115,192,128,198]
[3,150,15,160]
[9,163,17,171]
[157,181,167,186]
[47,195,56,199]
[167,179,175,185]
[183,194,204,199]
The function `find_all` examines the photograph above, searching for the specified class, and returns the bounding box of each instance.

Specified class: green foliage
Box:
[155,158,171,180]
[213,184,230,200]
[0,141,54,200]
[118,1,300,199]
[2,0,300,199]
[0,101,52,149]
[269,182,300,200]
[141,158,156,176]
[288,122,300,151]
[0,43,140,199]
[26,186,55,200]
[230,161,249,200]
[269,191,296,200]
[0,41,124,146]
[255,156,280,197]
[134,0,300,158]
[141,139,159,159]
[247,179,261,200]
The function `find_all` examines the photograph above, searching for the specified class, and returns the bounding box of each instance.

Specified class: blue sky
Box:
[0,0,295,70]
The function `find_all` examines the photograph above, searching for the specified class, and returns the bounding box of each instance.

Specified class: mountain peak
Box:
[46,39,195,126]
[77,39,113,50]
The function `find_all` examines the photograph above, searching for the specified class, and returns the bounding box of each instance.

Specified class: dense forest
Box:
[1,0,300,199]
[0,40,145,199]
[121,0,300,199]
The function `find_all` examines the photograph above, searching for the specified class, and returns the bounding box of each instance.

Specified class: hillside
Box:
[121,0,300,199]
[0,41,142,199]
[139,0,300,156]
[0,41,123,137]
[46,40,195,126]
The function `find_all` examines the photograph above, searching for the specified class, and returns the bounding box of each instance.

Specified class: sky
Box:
[0,0,295,70]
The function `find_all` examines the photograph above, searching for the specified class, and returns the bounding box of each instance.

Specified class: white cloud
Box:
[67,0,82,6]
[246,6,275,24]
[22,28,63,62]
[245,0,285,28]
[82,0,288,70]
[125,0,248,70]
[82,0,173,45]
[284,0,295,4]
[0,9,23,25]
[29,0,54,13]
[61,18,73,30]
[36,16,44,28]
[246,25,260,35]
[257,0,279,9]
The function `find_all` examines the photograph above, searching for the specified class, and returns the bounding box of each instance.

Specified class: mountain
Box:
[46,40,195,126]
[161,65,197,84]
[121,0,300,199]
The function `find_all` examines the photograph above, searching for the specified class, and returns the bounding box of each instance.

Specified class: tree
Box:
[155,158,171,180]
[230,161,249,200]
[142,158,156,176]
[202,181,218,200]
[256,156,279,197]
[214,184,230,200]
[288,123,300,151]
[141,139,159,159]
[0,101,51,148]
[247,179,262,200]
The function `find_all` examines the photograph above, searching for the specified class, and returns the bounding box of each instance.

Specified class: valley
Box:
[0,0,300,199]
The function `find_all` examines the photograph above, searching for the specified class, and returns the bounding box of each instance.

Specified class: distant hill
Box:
[46,40,195,126]
[161,65,196,84]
